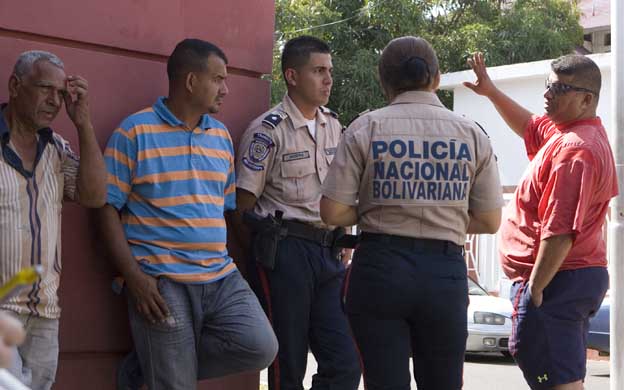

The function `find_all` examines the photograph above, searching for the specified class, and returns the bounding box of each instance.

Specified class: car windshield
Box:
[468,278,488,296]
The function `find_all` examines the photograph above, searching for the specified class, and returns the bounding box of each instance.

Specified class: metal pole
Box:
[610,1,624,389]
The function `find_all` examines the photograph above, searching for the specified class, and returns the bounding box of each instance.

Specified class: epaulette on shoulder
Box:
[320,106,339,119]
[346,108,371,128]
[474,121,498,161]
[262,111,288,130]
[474,121,490,138]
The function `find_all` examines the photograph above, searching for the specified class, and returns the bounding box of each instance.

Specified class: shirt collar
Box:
[0,103,53,146]
[390,91,445,108]
[554,116,602,132]
[281,94,328,130]
[152,96,217,130]
[152,97,185,128]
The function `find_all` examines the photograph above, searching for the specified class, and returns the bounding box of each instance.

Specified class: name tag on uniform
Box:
[324,147,337,156]
[283,151,310,162]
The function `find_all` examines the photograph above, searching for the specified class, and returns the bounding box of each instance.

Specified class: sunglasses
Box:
[544,80,597,96]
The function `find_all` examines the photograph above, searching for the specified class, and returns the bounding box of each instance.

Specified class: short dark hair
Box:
[167,39,228,82]
[378,36,439,96]
[551,55,601,96]
[281,36,330,78]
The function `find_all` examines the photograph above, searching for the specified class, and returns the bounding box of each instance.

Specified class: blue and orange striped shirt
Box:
[105,97,237,284]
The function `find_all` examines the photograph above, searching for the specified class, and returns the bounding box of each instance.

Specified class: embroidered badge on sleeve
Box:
[242,132,275,171]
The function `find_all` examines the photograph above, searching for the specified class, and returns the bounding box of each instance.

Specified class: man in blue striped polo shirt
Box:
[98,39,277,390]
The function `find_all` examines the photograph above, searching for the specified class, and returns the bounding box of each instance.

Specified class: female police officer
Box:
[320,36,504,390]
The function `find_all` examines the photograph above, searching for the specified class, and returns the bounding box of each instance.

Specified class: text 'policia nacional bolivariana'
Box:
[371,138,472,201]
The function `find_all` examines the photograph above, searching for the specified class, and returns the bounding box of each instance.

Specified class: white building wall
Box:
[441,53,612,295]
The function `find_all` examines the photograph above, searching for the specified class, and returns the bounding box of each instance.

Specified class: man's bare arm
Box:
[231,189,258,275]
[96,204,169,323]
[463,52,533,138]
[64,76,107,207]
[528,234,574,307]
[320,196,358,227]
[467,208,501,234]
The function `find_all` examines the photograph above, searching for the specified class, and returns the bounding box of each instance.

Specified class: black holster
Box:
[243,210,287,270]
[330,227,346,260]
[331,227,360,260]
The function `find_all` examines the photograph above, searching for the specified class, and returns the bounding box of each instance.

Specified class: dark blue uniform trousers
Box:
[247,235,361,390]
[345,233,468,390]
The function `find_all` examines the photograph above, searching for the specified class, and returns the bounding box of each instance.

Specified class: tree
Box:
[271,0,583,121]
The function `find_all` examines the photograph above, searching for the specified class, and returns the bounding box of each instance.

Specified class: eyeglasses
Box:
[544,80,597,96]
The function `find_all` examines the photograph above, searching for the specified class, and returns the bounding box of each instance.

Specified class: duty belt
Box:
[360,232,463,255]
[282,220,359,248]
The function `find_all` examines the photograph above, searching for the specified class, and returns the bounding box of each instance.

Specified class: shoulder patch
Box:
[247,133,275,164]
[320,106,339,119]
[242,157,265,171]
[262,111,288,129]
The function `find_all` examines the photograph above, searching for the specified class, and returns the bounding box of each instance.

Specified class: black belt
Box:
[282,220,358,248]
[360,232,463,255]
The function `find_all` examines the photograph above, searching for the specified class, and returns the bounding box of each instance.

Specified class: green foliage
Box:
[271,0,583,122]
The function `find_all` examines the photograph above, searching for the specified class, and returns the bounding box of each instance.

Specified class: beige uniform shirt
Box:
[236,94,343,227]
[322,91,503,245]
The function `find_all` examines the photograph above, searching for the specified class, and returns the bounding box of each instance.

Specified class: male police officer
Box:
[234,36,361,390]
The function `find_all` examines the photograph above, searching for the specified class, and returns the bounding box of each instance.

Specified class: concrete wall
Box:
[0,1,275,388]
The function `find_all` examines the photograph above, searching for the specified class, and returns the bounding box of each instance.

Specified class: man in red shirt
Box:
[464,53,617,390]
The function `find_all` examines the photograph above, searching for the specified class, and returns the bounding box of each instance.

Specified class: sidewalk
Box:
[259,353,610,389]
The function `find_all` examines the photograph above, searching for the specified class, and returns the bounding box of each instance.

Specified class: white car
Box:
[466,278,513,356]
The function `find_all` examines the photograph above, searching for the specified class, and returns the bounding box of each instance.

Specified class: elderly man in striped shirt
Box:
[98,39,277,390]
[0,50,107,389]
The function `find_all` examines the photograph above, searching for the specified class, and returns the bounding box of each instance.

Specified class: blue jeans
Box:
[127,270,278,390]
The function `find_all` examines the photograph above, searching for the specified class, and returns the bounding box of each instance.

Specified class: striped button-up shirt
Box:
[105,97,237,284]
[0,104,79,319]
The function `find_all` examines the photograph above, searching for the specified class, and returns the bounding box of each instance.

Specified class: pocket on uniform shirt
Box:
[280,161,318,203]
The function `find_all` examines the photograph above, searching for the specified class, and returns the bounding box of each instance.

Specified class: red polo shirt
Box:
[499,115,618,281]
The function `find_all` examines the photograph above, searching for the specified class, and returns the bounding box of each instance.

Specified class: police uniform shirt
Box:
[236,94,342,227]
[322,91,503,245]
